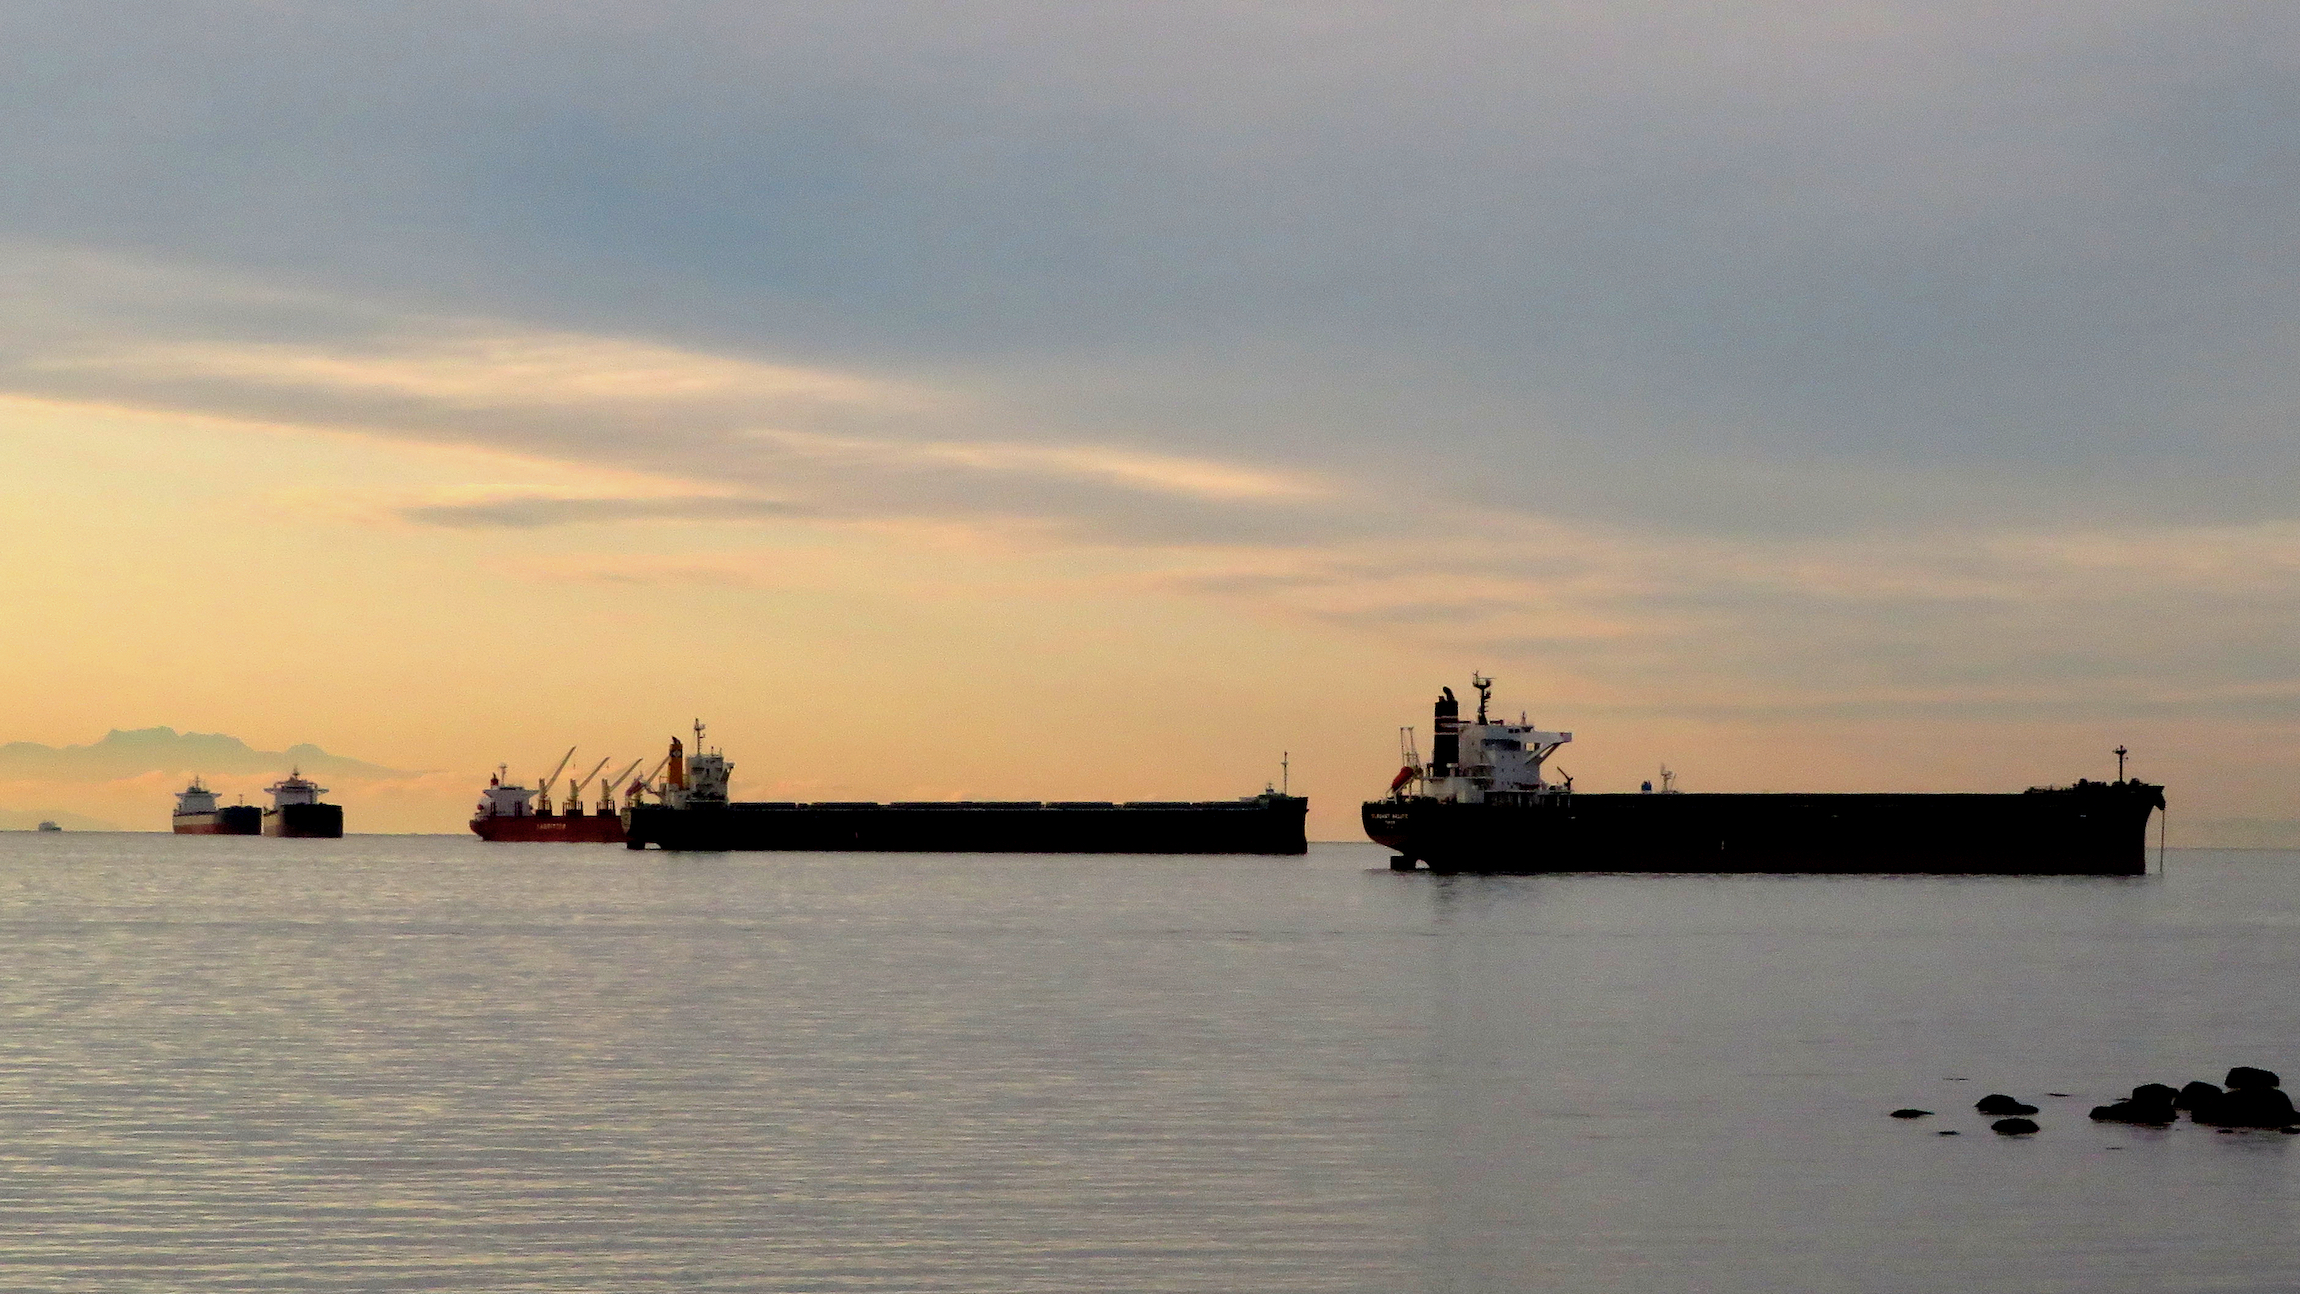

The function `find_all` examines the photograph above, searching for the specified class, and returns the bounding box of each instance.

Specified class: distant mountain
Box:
[0,728,410,781]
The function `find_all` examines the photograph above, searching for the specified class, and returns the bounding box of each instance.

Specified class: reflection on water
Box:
[0,834,2291,1291]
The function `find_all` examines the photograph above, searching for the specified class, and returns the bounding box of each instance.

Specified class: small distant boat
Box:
[35,821,60,833]
[262,769,343,838]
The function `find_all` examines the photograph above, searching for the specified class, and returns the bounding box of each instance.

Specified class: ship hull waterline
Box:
[626,798,1308,854]
[1365,784,2164,876]
[173,806,263,835]
[472,812,627,844]
[263,802,344,839]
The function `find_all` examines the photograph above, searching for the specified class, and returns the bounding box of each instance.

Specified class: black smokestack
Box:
[1432,687,1460,775]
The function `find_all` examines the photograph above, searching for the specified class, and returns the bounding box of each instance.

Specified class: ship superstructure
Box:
[1366,677,2165,875]
[262,769,343,838]
[172,777,260,835]
[624,722,1306,854]
[1394,675,1573,806]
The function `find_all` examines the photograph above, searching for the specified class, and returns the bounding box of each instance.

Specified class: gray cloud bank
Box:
[4,1,2298,532]
[0,2,2296,749]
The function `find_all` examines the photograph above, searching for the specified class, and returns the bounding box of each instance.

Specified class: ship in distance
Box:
[471,748,645,844]
[623,723,1308,854]
[262,769,343,838]
[172,777,260,834]
[1364,676,2166,875]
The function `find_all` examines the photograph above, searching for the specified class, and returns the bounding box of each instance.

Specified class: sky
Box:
[2,1,2296,838]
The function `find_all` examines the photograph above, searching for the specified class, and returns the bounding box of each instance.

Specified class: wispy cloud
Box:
[0,244,1343,541]
[397,493,803,529]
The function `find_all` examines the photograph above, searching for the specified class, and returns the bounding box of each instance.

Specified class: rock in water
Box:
[2091,1100,2175,1125]
[2175,1081,2222,1111]
[2193,1087,2299,1128]
[1976,1094,2039,1116]
[2225,1066,2282,1091]
[2091,1084,2180,1125]
[1992,1118,2040,1135]
[1890,1109,1933,1119]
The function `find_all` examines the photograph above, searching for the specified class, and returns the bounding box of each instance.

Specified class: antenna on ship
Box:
[1281,751,1289,796]
[1472,673,1492,724]
[695,718,707,753]
[2115,744,2129,782]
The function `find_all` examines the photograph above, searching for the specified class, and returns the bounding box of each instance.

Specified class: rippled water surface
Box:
[0,834,2293,1292]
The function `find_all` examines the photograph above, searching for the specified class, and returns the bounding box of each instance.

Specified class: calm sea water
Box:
[0,833,2292,1293]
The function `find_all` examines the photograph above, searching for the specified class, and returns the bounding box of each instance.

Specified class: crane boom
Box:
[539,746,577,790]
[599,758,645,812]
[569,756,611,798]
[631,751,672,802]
[536,746,577,812]
[604,758,644,795]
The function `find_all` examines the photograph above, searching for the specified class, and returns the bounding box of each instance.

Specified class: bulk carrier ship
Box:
[623,724,1307,854]
[172,778,261,835]
[470,749,643,844]
[262,770,343,838]
[1364,677,2165,875]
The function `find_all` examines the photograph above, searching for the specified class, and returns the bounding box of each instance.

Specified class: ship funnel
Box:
[666,736,686,790]
[1432,686,1460,776]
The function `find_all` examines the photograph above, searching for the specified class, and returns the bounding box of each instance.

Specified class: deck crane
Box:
[629,750,673,806]
[533,746,577,815]
[597,759,644,815]
[565,756,611,814]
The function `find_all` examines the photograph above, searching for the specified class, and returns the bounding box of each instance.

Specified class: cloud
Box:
[397,493,803,529]
[749,429,1332,503]
[1140,511,2300,716]
[0,245,1357,547]
[4,2,2298,539]
[2,2,2299,809]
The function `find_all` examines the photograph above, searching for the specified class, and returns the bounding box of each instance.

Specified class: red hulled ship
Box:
[470,748,644,844]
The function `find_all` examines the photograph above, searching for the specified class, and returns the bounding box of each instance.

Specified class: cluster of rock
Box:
[1974,1092,2040,1135]
[1888,1066,2294,1136]
[2091,1067,2296,1129]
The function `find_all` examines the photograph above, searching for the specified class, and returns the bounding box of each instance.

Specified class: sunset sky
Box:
[3,2,2296,838]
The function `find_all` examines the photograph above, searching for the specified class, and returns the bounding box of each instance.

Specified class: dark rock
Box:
[2224,1066,2281,1091]
[1976,1094,2038,1116]
[1992,1117,2040,1135]
[2175,1081,2222,1111]
[2092,1083,2181,1125]
[2090,1100,2175,1126]
[1890,1108,1933,1119]
[2192,1086,2299,1128]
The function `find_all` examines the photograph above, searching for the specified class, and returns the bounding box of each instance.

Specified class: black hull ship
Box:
[1364,678,2164,876]
[624,726,1308,855]
[172,778,261,835]
[262,771,343,839]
